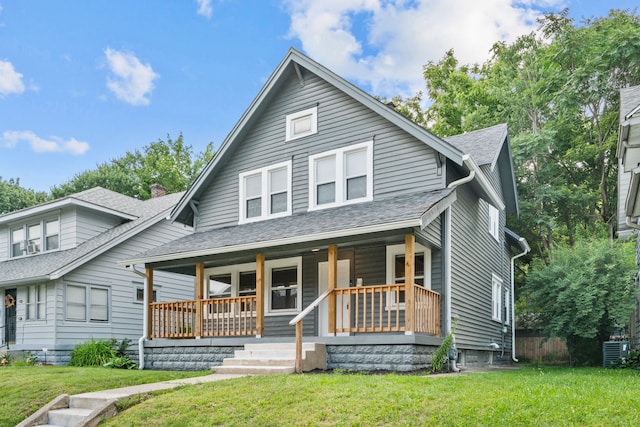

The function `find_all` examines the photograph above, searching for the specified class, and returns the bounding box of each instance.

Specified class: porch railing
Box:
[334,284,440,334]
[150,296,257,339]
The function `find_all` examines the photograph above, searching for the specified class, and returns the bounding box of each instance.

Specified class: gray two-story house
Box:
[0,186,193,364]
[123,48,528,372]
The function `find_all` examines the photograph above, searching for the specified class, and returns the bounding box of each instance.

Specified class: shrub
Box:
[431,318,458,372]
[69,338,116,367]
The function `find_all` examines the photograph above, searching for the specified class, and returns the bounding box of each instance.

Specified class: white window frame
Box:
[133,282,158,304]
[238,160,292,224]
[385,243,431,310]
[26,283,46,321]
[492,274,503,322]
[285,106,318,141]
[308,141,373,211]
[204,258,302,315]
[65,283,110,323]
[266,256,302,315]
[488,204,500,241]
[504,288,511,325]
[9,216,60,258]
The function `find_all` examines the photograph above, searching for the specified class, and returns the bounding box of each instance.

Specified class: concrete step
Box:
[234,349,297,359]
[244,342,318,351]
[69,395,109,410]
[223,357,295,367]
[213,365,296,375]
[47,407,93,426]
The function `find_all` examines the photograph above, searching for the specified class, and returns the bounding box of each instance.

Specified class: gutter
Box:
[127,264,148,370]
[510,237,530,362]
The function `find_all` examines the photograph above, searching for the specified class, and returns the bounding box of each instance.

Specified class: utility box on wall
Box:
[603,341,630,367]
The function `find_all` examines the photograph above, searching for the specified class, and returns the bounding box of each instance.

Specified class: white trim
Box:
[488,204,500,241]
[385,242,431,309]
[491,273,503,322]
[205,262,256,298]
[308,141,373,211]
[9,215,60,258]
[0,198,137,224]
[285,106,317,141]
[64,282,111,323]
[238,160,292,224]
[504,288,511,326]
[265,256,302,315]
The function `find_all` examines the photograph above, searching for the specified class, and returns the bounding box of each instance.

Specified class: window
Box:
[133,282,157,303]
[206,257,302,315]
[267,257,302,313]
[488,204,500,241]
[286,106,317,141]
[9,217,60,258]
[26,284,46,320]
[386,243,431,309]
[239,161,292,223]
[66,284,109,322]
[309,141,373,210]
[492,274,503,322]
[504,288,511,325]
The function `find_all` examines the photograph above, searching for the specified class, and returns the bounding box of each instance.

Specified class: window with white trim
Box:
[386,243,431,309]
[488,204,500,241]
[205,258,301,315]
[65,284,109,322]
[239,161,292,223]
[492,274,503,322]
[504,288,511,325]
[286,106,317,141]
[133,282,157,304]
[26,284,46,320]
[309,141,373,210]
[9,217,60,258]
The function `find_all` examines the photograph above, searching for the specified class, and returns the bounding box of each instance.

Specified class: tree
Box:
[522,238,636,366]
[51,134,214,199]
[0,177,48,214]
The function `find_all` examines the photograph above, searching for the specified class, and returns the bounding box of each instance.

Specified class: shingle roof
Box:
[0,192,182,285]
[620,85,640,120]
[125,188,456,265]
[444,123,508,167]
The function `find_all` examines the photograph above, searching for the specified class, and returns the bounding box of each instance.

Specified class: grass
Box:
[102,367,640,426]
[0,366,209,426]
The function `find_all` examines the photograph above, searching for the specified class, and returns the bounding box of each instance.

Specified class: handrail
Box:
[289,288,332,326]
[289,288,334,373]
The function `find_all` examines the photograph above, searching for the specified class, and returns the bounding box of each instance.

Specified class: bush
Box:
[69,338,136,368]
[431,318,458,372]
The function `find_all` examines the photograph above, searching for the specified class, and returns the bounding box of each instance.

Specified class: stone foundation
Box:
[144,343,240,371]
[326,344,436,372]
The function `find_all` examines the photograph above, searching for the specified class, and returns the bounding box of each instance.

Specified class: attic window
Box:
[286,107,317,141]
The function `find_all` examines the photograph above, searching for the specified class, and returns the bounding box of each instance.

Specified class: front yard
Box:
[4,366,640,426]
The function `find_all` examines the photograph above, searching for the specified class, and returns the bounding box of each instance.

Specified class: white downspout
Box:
[128,264,148,370]
[447,155,474,190]
[511,238,530,362]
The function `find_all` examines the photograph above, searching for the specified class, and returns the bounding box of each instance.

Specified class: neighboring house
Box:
[617,85,640,346]
[123,48,528,372]
[0,186,193,364]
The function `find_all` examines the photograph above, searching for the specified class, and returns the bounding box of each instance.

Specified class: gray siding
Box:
[59,207,77,250]
[449,181,511,351]
[0,224,7,261]
[619,158,632,236]
[196,69,444,230]
[74,207,123,245]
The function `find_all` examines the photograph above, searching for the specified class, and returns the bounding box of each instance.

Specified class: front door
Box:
[318,260,350,336]
[4,288,17,345]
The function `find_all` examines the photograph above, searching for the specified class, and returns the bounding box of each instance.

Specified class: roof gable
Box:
[170,48,463,226]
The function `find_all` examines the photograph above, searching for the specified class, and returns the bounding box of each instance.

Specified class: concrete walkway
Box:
[19,373,247,427]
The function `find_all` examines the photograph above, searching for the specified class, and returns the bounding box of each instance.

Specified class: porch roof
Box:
[121,188,456,266]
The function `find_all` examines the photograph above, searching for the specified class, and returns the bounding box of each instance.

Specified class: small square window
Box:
[286,107,318,141]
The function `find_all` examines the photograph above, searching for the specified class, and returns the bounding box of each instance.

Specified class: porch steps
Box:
[213,342,327,374]
[21,394,118,427]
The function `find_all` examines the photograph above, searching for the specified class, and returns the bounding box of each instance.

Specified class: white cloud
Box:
[283,0,564,97]
[0,59,25,96]
[1,130,90,155]
[196,0,213,18]
[104,48,159,106]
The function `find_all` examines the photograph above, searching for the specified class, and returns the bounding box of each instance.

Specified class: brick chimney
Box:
[150,184,168,198]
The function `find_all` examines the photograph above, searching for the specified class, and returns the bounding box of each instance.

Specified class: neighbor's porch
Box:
[144,235,440,343]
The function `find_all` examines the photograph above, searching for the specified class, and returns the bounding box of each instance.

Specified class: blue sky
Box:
[1,0,637,193]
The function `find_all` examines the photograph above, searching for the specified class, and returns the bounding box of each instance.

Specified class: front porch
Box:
[143,235,441,371]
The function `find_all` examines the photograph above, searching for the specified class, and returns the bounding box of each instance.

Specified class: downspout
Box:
[447,155,474,190]
[128,264,148,370]
[511,238,530,362]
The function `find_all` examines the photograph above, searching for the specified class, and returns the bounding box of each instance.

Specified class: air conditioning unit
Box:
[603,341,630,368]
[27,243,40,254]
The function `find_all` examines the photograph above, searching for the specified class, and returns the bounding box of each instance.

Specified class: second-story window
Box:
[9,217,59,258]
[239,161,292,223]
[309,141,373,210]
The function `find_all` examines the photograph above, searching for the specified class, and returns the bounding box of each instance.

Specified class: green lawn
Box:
[103,367,640,426]
[0,366,209,426]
